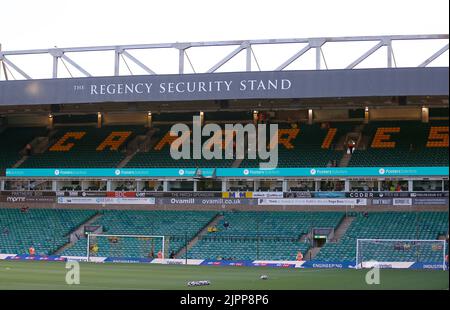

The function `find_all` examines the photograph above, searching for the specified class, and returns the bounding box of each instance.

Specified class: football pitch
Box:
[0,261,447,290]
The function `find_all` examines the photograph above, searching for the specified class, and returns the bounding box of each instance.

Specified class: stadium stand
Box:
[126,124,236,168]
[187,211,344,260]
[21,125,147,168]
[61,210,218,257]
[2,120,447,170]
[239,122,353,168]
[0,208,448,263]
[0,127,48,175]
[349,121,449,167]
[0,208,96,255]
[314,212,449,262]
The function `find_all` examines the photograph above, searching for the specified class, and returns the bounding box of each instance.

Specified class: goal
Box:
[356,239,447,270]
[86,233,166,261]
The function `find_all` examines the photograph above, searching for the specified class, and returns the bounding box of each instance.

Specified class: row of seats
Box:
[138,121,439,168]
[315,212,448,262]
[1,209,447,262]
[187,211,344,260]
[127,125,236,168]
[21,125,147,168]
[233,123,350,168]
[0,121,447,170]
[0,208,96,255]
[61,210,218,257]
[349,121,449,167]
[0,127,48,174]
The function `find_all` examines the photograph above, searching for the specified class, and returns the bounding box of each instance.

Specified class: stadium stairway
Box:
[333,215,356,240]
[53,212,102,255]
[305,247,322,260]
[117,127,161,168]
[175,213,224,258]
[13,128,58,169]
[12,155,29,168]
[305,215,356,260]
[338,153,352,167]
[337,124,365,167]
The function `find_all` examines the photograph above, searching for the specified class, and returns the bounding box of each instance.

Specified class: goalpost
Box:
[356,239,447,270]
[86,233,166,262]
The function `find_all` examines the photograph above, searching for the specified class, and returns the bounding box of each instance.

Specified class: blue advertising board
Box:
[6,166,449,178]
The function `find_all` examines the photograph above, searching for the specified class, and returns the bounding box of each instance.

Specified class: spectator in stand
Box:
[223,220,230,230]
[396,183,402,192]
[25,143,32,156]
[169,251,175,259]
[258,112,266,124]
[29,246,36,256]
[347,139,356,154]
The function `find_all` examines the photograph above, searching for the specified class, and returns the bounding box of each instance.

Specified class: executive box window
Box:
[227,180,254,192]
[349,180,377,191]
[320,180,345,191]
[380,180,408,192]
[287,180,315,191]
[413,180,443,191]
[197,180,222,191]
[168,181,194,191]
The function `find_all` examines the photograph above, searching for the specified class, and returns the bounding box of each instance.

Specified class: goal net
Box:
[356,239,447,270]
[86,234,166,261]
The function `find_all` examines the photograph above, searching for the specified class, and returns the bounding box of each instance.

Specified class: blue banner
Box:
[6,166,449,178]
[300,261,356,269]
[103,257,153,264]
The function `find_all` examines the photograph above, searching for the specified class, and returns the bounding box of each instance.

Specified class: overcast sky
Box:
[0,0,448,78]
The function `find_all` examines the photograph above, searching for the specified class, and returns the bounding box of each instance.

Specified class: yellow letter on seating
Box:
[371,128,400,148]
[96,131,132,151]
[49,132,86,152]
[426,126,449,147]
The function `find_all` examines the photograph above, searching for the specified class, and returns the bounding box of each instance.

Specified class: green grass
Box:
[0,261,447,290]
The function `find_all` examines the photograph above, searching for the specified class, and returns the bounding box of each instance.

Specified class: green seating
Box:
[349,121,449,167]
[21,125,146,168]
[0,209,96,255]
[315,212,449,262]
[2,209,447,263]
[239,123,351,168]
[61,210,217,257]
[187,211,344,260]
[126,125,235,168]
[0,127,48,175]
